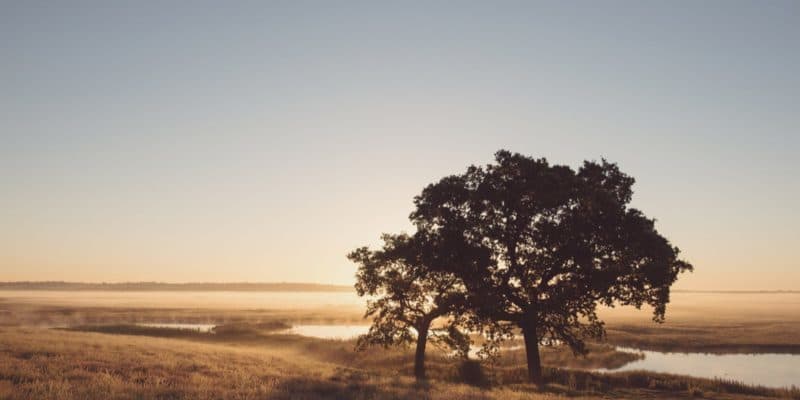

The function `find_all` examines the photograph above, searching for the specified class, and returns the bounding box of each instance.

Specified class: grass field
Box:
[600,292,800,354]
[1,292,799,399]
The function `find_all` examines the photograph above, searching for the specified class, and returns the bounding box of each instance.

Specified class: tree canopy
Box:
[348,232,474,379]
[409,150,693,383]
[349,150,692,384]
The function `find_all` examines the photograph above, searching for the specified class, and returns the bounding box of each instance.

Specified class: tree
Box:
[411,150,693,384]
[348,232,474,380]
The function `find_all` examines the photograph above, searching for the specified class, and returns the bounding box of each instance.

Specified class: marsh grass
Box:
[59,323,640,374]
[63,320,292,339]
[41,323,800,399]
[3,296,800,399]
[0,327,567,400]
[496,343,644,370]
[543,369,800,399]
[0,301,365,328]
[605,322,800,354]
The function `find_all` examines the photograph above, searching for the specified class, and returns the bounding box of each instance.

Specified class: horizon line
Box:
[0,281,797,293]
[0,281,354,292]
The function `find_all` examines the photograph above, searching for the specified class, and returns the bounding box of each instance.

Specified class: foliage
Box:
[349,233,469,351]
[349,232,492,379]
[410,150,693,381]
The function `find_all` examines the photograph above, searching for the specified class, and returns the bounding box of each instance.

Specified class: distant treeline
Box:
[0,281,354,292]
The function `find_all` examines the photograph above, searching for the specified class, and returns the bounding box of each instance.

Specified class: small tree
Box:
[348,233,472,380]
[411,150,693,384]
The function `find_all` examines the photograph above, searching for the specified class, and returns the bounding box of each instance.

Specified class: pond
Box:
[597,347,800,389]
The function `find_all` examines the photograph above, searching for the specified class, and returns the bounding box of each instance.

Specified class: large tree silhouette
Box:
[411,150,693,384]
[348,232,476,380]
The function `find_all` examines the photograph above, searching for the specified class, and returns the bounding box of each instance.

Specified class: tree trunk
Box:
[414,320,431,380]
[522,322,543,385]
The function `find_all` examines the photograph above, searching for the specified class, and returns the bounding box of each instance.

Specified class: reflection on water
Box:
[136,323,216,333]
[598,347,800,389]
[284,324,370,340]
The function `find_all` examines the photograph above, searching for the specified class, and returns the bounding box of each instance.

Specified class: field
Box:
[601,292,800,354]
[0,291,798,399]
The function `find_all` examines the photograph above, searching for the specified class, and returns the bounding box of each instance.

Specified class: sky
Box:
[1,1,798,290]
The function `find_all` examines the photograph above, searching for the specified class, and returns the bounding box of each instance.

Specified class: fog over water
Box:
[285,324,370,340]
[0,290,365,309]
[3,290,798,321]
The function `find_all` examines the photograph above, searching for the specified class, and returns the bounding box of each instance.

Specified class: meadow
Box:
[1,291,798,399]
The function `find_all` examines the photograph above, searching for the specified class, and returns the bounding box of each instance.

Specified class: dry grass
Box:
[495,343,644,370]
[0,327,573,400]
[1,292,799,399]
[1,325,797,399]
[599,292,800,354]
[605,321,800,353]
[57,323,641,372]
[0,301,365,328]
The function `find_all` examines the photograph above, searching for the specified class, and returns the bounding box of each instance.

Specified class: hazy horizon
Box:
[1,280,798,292]
[2,1,798,290]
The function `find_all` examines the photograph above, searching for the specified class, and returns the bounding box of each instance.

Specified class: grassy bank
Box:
[0,327,573,400]
[2,293,800,399]
[60,322,642,371]
[605,321,800,354]
[2,325,798,399]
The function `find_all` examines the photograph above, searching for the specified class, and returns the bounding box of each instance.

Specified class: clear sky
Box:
[1,1,798,289]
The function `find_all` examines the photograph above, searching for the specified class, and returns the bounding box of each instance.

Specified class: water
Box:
[284,324,370,340]
[598,347,800,389]
[136,323,216,333]
[122,322,369,339]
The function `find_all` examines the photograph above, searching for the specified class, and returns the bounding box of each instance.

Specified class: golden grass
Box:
[598,292,800,353]
[0,301,366,328]
[2,326,796,399]
[0,327,572,400]
[605,320,800,353]
[1,292,799,399]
